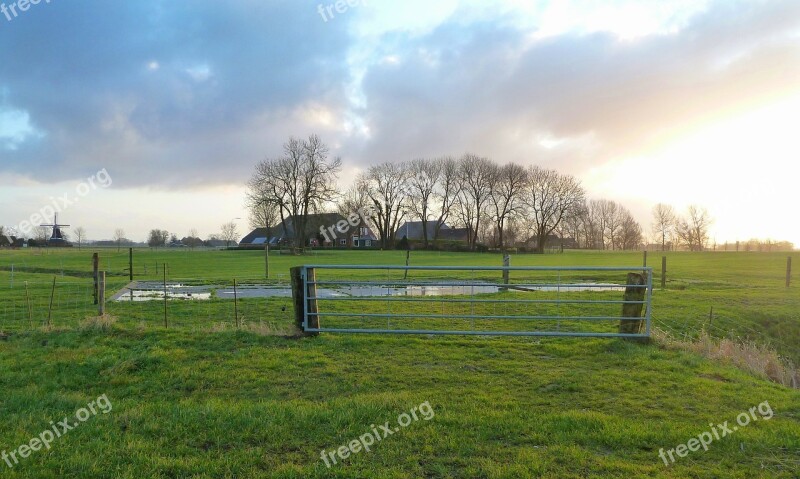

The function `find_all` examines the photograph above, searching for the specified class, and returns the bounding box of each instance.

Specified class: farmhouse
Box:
[523,234,579,250]
[395,221,470,242]
[240,213,378,248]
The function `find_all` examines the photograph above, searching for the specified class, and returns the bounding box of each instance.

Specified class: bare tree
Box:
[245,162,280,231]
[338,184,370,217]
[676,205,713,251]
[33,225,50,245]
[489,162,527,251]
[619,208,643,250]
[432,156,459,241]
[580,200,604,250]
[148,229,169,248]
[358,161,410,249]
[522,166,585,254]
[113,228,126,252]
[247,135,341,249]
[651,203,676,251]
[220,222,240,248]
[187,228,200,250]
[455,154,495,250]
[407,158,442,249]
[561,201,586,248]
[73,226,86,250]
[599,200,623,250]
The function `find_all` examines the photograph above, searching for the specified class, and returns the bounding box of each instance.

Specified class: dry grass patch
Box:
[79,314,118,331]
[653,328,799,389]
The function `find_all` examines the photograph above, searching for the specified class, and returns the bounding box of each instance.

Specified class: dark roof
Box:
[240,213,368,244]
[525,234,578,248]
[240,228,270,245]
[395,221,450,240]
[438,227,470,242]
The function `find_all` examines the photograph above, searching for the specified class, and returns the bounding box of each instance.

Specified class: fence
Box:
[294,265,653,338]
[0,274,297,333]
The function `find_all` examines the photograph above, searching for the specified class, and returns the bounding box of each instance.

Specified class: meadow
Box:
[0,248,798,478]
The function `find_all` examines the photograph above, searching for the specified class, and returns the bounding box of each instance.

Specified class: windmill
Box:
[40,213,71,246]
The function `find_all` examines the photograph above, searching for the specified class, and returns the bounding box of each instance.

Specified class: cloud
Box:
[1,0,798,193]
[348,0,800,175]
[0,0,354,187]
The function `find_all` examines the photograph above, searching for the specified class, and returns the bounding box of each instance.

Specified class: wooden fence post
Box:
[787,256,792,288]
[92,253,99,305]
[47,276,56,326]
[24,281,32,328]
[619,272,646,339]
[661,256,667,290]
[502,254,510,287]
[290,267,319,336]
[265,243,270,280]
[643,251,647,267]
[98,272,106,316]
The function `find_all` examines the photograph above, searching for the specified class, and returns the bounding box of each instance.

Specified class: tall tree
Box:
[432,156,459,241]
[246,161,280,231]
[148,229,169,248]
[406,158,442,248]
[248,135,341,249]
[220,222,240,248]
[113,228,126,252]
[455,154,495,250]
[598,200,622,250]
[489,162,527,251]
[522,166,585,254]
[358,162,409,249]
[651,203,676,251]
[676,205,713,251]
[619,208,643,250]
[73,226,86,250]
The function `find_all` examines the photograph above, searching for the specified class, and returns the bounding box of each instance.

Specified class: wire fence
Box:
[0,253,796,365]
[0,274,296,334]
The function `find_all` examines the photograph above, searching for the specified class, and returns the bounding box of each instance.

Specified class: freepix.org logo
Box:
[2,0,53,23]
[14,168,112,237]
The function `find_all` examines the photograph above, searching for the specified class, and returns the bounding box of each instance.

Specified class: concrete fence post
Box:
[619,272,646,339]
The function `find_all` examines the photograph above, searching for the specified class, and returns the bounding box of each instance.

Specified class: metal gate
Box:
[298,265,652,338]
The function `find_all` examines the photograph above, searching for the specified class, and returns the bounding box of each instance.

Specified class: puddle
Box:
[114,281,624,302]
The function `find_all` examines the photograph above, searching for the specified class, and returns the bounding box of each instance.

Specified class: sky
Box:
[1,0,799,245]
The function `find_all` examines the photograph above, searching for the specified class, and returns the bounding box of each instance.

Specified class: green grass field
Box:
[0,248,798,478]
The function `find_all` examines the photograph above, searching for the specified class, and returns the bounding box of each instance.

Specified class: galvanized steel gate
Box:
[297,265,652,338]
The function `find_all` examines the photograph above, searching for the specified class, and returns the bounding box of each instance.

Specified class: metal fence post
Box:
[291,266,319,336]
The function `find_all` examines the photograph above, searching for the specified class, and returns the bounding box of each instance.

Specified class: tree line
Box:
[246,135,662,252]
[243,135,741,252]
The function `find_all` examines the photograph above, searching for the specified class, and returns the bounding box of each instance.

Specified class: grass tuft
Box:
[653,327,799,389]
[209,319,301,337]
[79,314,118,331]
